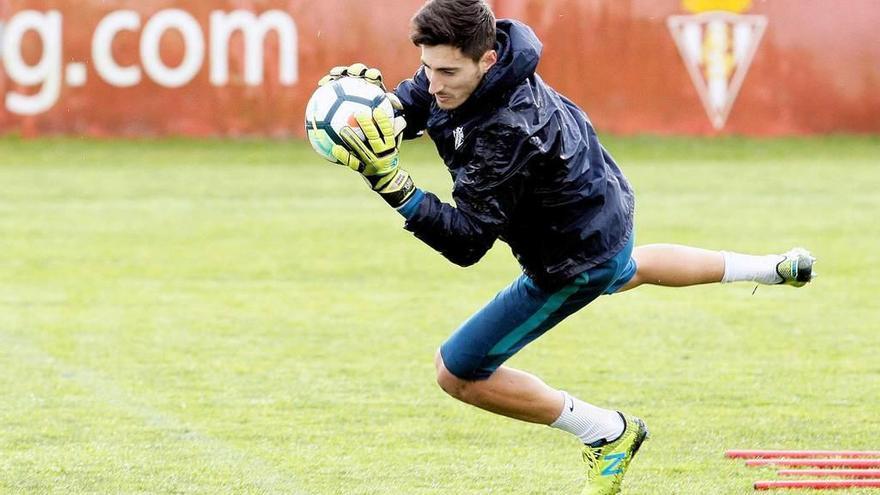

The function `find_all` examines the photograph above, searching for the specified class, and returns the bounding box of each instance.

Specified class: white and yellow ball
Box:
[304,77,394,164]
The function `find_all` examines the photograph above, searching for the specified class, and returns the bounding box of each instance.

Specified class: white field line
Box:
[0,330,306,494]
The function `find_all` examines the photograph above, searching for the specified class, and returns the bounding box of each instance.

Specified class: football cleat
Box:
[581,413,649,495]
[775,247,816,287]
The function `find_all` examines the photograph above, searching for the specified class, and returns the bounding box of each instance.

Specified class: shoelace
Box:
[582,447,600,480]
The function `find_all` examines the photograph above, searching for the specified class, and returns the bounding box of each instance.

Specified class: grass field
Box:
[1,135,878,494]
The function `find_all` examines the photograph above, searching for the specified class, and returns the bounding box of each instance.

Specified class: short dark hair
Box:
[410,0,496,61]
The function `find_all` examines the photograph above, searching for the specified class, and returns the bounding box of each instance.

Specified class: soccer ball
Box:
[305,77,394,164]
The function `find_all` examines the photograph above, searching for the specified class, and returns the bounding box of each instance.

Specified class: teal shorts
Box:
[439,235,636,380]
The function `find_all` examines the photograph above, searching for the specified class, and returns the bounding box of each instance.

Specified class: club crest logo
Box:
[667,0,767,129]
[453,126,464,150]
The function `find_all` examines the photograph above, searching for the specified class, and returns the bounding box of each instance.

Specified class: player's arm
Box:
[401,123,534,267]
[336,113,534,268]
[402,192,506,267]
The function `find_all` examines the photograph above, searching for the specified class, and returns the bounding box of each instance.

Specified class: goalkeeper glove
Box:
[318,61,406,161]
[318,62,386,90]
[332,108,415,208]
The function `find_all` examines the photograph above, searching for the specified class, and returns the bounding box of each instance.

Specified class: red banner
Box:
[495,0,880,135]
[0,0,877,136]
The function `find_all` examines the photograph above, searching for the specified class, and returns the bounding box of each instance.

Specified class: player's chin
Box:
[435,96,460,110]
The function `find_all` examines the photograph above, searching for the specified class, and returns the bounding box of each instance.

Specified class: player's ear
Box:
[479,50,497,74]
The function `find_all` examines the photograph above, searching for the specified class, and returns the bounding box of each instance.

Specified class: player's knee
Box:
[434,350,471,402]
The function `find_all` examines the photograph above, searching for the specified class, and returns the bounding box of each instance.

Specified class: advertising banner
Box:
[0,0,877,136]
[0,0,425,136]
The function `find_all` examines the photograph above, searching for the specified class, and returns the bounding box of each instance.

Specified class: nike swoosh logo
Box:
[569,400,575,412]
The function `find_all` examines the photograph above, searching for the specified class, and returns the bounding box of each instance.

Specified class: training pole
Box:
[778,469,880,479]
[746,459,880,468]
[755,479,880,490]
[727,450,880,459]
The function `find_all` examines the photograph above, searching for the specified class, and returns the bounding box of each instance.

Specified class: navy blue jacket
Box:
[394,19,634,290]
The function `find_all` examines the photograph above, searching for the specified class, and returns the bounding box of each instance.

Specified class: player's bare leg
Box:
[434,350,633,444]
[435,352,564,424]
[435,353,648,495]
[618,244,815,292]
[619,244,723,290]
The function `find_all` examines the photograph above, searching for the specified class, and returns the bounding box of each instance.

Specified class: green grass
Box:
[1,135,878,494]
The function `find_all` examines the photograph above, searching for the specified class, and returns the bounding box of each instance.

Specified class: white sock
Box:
[550,391,625,445]
[721,251,784,285]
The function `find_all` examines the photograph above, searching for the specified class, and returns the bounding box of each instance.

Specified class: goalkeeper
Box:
[319,1,815,494]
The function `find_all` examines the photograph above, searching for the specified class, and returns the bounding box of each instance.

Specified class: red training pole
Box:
[755,479,880,490]
[746,459,880,468]
[727,450,880,459]
[778,469,880,479]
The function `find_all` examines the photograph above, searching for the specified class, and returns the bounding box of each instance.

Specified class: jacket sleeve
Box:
[393,67,433,140]
[403,123,536,266]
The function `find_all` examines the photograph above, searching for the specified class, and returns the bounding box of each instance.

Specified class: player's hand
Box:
[332,108,414,207]
[333,108,406,180]
[318,63,385,90]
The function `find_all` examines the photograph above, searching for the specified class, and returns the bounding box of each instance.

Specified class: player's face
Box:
[420,45,497,110]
